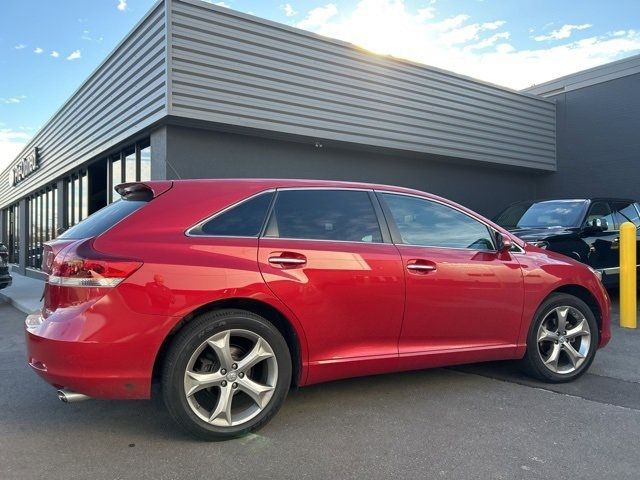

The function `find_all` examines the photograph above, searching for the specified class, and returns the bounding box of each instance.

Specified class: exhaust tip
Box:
[57,389,91,403]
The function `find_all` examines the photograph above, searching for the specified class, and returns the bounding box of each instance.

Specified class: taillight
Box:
[42,244,55,273]
[48,238,142,288]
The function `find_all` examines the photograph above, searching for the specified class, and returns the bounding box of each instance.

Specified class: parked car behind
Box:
[0,243,12,290]
[26,180,610,440]
[496,198,640,286]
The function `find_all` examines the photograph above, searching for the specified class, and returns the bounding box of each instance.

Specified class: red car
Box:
[26,179,611,440]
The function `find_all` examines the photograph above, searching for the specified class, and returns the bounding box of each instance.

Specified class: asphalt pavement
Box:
[1,298,639,480]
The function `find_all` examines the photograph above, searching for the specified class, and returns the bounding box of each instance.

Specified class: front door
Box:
[377,192,524,368]
[258,188,405,384]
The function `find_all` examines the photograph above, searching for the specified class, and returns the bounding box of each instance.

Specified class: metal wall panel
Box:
[524,53,640,96]
[168,0,556,171]
[0,1,168,209]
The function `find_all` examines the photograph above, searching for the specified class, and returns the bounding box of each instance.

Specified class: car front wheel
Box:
[522,293,598,383]
[162,309,292,440]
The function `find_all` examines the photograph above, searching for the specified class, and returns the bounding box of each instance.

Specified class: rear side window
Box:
[59,199,146,239]
[265,190,382,242]
[190,191,274,237]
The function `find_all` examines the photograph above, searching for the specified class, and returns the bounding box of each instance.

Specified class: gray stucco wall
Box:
[164,124,539,217]
[535,73,640,200]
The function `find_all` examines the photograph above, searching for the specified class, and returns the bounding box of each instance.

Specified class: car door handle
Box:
[268,254,307,267]
[406,261,437,273]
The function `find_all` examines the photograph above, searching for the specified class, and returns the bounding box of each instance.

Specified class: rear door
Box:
[257,188,405,383]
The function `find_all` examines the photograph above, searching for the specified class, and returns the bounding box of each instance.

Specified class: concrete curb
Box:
[0,271,44,315]
[0,291,40,315]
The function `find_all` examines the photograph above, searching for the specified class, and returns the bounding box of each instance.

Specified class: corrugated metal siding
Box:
[168,0,556,171]
[0,1,167,208]
[524,53,640,96]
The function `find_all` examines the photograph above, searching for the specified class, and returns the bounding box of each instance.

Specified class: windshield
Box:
[496,200,588,229]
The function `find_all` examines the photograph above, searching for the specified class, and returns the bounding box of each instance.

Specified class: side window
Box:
[380,193,494,250]
[190,191,274,236]
[585,202,614,229]
[612,202,640,228]
[265,190,382,242]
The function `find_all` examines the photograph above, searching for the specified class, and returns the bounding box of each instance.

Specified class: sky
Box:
[1,0,639,171]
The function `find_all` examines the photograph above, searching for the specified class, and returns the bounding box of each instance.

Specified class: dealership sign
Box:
[9,147,39,187]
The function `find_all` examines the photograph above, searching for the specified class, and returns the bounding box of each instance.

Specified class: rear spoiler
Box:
[114,181,173,201]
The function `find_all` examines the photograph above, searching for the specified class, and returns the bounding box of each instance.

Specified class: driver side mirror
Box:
[495,232,512,253]
[586,217,609,232]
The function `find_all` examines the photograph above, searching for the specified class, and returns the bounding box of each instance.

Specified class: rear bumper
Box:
[24,293,179,400]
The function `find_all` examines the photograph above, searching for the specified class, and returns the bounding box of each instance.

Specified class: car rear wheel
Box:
[522,293,598,383]
[162,309,291,440]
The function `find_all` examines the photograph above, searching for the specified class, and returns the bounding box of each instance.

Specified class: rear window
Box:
[59,199,147,239]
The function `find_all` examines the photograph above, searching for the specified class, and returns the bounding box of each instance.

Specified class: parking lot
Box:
[1,296,639,480]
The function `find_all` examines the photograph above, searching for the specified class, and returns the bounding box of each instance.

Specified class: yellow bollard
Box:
[619,222,637,329]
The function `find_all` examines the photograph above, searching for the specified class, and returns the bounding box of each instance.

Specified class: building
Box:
[0,0,635,278]
[524,54,640,201]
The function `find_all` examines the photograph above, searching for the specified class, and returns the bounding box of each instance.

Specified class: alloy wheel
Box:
[183,329,278,427]
[537,306,591,375]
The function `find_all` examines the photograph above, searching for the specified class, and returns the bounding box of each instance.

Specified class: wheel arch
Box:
[152,297,304,389]
[547,284,603,337]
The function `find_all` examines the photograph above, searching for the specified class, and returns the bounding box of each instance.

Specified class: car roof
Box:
[162,178,434,196]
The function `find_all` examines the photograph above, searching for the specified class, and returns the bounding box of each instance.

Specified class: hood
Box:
[507,226,579,242]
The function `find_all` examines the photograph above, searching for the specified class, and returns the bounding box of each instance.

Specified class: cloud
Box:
[0,129,32,172]
[534,23,592,41]
[33,47,44,54]
[296,4,338,30]
[465,31,510,51]
[0,96,27,104]
[81,30,104,42]
[117,0,127,11]
[66,50,81,61]
[281,3,297,17]
[14,44,26,50]
[293,0,640,90]
[51,50,60,58]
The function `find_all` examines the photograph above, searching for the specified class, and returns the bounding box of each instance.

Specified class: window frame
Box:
[262,187,390,245]
[584,201,614,231]
[375,190,510,253]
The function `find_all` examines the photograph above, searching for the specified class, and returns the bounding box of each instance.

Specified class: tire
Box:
[162,309,292,440]
[522,293,598,383]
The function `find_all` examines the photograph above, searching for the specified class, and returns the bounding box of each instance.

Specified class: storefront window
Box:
[140,142,151,182]
[107,138,151,203]
[125,147,137,183]
[5,203,20,264]
[67,171,88,229]
[26,185,58,269]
